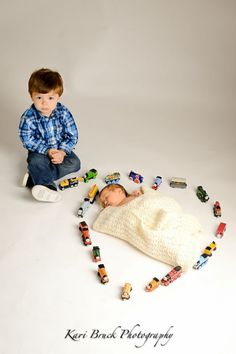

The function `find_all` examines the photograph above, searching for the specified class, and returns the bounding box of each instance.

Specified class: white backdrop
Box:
[0,1,236,353]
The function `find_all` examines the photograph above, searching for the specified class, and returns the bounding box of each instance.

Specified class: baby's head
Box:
[28,68,63,117]
[99,184,128,208]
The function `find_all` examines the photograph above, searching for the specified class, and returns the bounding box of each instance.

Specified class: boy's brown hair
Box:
[28,68,63,96]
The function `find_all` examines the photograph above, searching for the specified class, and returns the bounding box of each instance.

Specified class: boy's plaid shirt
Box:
[19,102,78,154]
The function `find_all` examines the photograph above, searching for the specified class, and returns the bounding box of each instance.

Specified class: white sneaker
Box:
[22,172,29,187]
[32,185,62,202]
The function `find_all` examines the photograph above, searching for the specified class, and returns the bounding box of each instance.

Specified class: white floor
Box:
[0,1,236,353]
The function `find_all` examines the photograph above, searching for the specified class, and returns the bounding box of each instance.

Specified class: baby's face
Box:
[100,188,126,208]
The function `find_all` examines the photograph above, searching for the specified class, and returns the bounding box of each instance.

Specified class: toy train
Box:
[145,277,160,292]
[161,266,182,286]
[92,246,101,262]
[79,221,92,246]
[105,172,121,184]
[83,168,98,183]
[129,170,143,184]
[97,264,109,284]
[193,241,217,269]
[121,283,132,300]
[152,176,162,190]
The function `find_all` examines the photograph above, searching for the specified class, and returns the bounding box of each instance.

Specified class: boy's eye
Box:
[49,97,54,100]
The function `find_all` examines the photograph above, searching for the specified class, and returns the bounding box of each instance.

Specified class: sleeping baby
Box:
[93,184,205,271]
[99,183,142,208]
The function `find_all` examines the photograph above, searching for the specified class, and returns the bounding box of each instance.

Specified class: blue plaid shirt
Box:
[19,102,78,155]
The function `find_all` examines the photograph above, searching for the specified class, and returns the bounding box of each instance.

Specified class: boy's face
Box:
[100,187,126,208]
[31,90,60,117]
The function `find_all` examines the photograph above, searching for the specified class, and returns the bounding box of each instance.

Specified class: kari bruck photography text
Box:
[64,323,174,349]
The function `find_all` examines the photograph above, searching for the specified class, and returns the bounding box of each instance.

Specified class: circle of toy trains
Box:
[59,169,227,300]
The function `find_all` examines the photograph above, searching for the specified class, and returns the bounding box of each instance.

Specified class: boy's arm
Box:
[58,108,78,154]
[19,116,49,154]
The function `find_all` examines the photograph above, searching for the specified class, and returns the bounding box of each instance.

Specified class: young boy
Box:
[19,68,81,202]
[99,184,142,208]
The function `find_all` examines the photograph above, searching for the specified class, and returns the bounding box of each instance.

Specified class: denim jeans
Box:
[27,151,81,187]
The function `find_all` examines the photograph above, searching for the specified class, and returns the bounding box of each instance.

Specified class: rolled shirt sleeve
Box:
[58,107,78,154]
[19,115,49,154]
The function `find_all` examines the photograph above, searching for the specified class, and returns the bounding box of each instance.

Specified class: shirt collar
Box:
[31,103,60,120]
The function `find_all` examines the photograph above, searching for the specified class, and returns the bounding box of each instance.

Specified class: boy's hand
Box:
[48,149,66,164]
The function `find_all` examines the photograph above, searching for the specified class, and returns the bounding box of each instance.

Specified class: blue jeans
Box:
[27,151,81,187]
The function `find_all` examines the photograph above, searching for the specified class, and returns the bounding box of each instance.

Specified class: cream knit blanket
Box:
[93,187,204,271]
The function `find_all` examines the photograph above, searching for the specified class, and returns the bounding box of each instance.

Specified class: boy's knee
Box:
[63,153,81,173]
[27,152,49,168]
[72,156,81,172]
